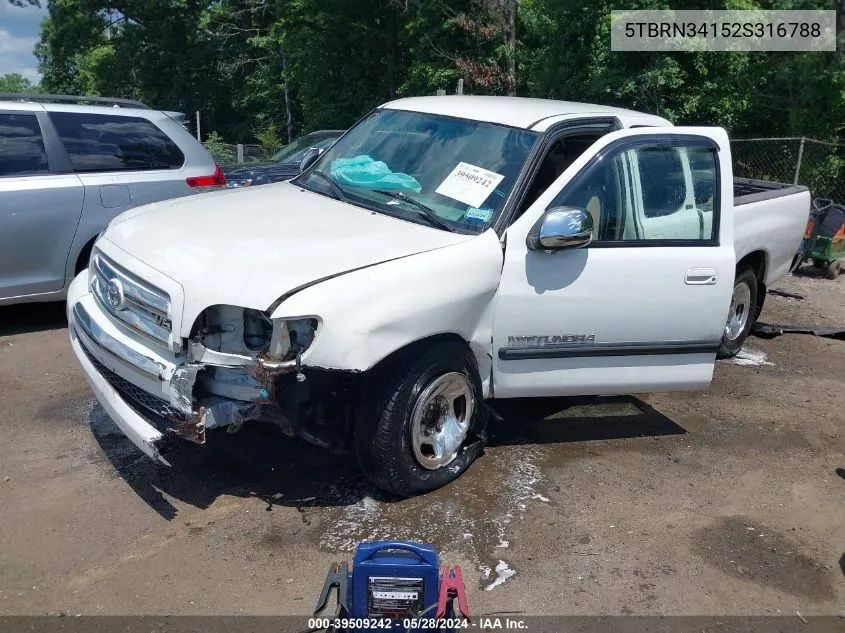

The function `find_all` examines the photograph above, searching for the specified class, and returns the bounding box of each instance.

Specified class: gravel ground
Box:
[0,267,843,617]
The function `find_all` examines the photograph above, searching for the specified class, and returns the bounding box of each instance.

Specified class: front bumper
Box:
[67,272,280,464]
[68,272,203,464]
[70,322,172,464]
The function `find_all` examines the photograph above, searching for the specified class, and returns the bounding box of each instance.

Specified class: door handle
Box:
[685,268,718,285]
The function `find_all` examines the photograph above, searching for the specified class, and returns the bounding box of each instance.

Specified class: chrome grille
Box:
[80,341,188,423]
[91,252,172,346]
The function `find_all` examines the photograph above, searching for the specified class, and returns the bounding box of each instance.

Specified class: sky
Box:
[0,1,48,83]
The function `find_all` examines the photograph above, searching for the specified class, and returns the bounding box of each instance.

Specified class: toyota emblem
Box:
[106,278,127,311]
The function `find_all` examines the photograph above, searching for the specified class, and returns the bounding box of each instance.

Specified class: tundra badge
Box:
[507,334,596,346]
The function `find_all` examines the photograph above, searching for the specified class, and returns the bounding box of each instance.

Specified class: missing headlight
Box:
[268,318,319,361]
[243,308,273,351]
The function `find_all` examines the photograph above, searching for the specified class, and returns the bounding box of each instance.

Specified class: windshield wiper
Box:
[371,190,455,232]
[309,170,348,203]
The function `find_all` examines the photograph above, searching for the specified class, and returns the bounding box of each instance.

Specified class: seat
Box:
[586,195,602,239]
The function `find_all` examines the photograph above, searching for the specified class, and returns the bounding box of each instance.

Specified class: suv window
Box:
[49,112,184,172]
[0,113,49,177]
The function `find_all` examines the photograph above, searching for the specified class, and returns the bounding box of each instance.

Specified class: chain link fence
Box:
[731,137,845,204]
[202,142,266,165]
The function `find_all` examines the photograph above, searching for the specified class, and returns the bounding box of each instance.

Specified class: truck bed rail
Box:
[734,178,808,206]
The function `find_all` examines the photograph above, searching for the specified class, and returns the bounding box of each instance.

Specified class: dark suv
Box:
[223,130,344,188]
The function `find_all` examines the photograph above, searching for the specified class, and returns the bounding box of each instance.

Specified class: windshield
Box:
[296,109,538,233]
[272,132,340,164]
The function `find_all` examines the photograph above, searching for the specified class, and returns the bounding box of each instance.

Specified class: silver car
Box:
[0,94,224,306]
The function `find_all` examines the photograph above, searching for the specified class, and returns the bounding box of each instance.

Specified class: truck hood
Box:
[102,181,473,318]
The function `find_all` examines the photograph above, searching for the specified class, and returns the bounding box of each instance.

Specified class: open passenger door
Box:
[492,127,734,398]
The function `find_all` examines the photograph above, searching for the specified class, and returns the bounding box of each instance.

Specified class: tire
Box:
[355,340,488,497]
[825,259,841,280]
[717,267,758,359]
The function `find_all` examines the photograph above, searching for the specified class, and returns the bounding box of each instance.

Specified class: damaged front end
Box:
[70,273,360,464]
[169,305,358,452]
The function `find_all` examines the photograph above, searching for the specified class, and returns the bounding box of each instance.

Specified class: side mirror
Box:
[526,207,594,251]
[299,147,324,173]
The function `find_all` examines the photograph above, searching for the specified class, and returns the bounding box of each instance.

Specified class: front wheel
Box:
[825,259,841,280]
[717,268,758,359]
[355,341,488,497]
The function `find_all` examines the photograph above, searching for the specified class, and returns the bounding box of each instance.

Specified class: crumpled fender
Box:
[270,229,504,390]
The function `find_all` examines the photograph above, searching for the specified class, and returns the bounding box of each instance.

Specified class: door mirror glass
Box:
[527,207,594,251]
[299,147,324,173]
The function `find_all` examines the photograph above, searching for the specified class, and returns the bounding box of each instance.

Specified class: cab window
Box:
[519,133,606,212]
[550,139,719,244]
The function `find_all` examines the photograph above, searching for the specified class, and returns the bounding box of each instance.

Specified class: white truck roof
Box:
[380,95,673,131]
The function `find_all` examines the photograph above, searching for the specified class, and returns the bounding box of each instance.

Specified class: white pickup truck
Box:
[67,96,810,496]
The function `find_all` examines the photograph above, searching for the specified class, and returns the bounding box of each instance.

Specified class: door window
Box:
[49,112,184,172]
[550,138,719,244]
[0,113,49,177]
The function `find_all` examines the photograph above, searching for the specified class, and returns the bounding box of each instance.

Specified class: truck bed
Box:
[734,178,809,206]
[732,178,811,286]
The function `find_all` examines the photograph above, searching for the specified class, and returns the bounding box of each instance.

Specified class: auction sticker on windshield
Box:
[435,162,505,208]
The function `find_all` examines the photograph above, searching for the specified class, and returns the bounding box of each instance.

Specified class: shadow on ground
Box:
[89,404,365,521]
[791,264,837,280]
[90,395,686,521]
[0,302,67,336]
[487,395,685,447]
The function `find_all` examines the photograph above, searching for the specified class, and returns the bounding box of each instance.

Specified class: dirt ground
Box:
[0,267,843,618]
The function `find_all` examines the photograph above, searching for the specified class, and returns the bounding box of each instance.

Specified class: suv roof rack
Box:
[0,92,151,109]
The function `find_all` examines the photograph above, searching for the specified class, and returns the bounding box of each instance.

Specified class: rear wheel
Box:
[825,259,842,280]
[355,340,488,497]
[717,268,758,359]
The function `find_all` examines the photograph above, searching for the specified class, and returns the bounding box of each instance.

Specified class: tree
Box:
[519,0,844,140]
[280,0,409,130]
[37,0,237,137]
[397,0,518,96]
[254,121,283,159]
[0,73,39,93]
[497,0,516,95]
[32,0,845,146]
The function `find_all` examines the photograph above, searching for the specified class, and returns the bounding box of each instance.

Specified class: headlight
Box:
[87,231,106,278]
[268,317,320,361]
[87,246,102,289]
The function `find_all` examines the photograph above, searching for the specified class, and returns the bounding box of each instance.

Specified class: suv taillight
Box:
[187,164,226,190]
